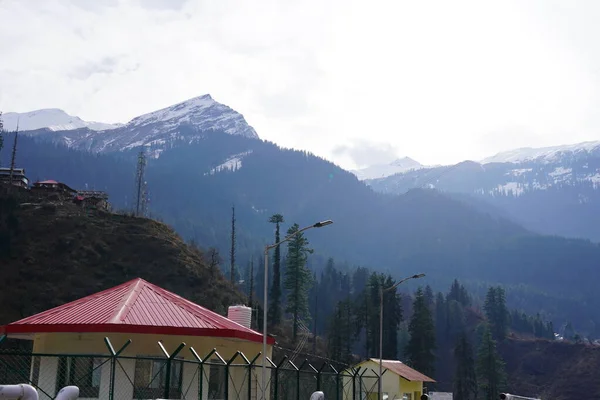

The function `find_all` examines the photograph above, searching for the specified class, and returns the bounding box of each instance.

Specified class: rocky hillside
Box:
[0,190,245,326]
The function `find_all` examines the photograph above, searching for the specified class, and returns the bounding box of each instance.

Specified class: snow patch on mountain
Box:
[482,141,600,164]
[205,151,253,175]
[506,168,532,176]
[495,182,525,196]
[2,109,121,132]
[125,94,258,139]
[352,157,424,180]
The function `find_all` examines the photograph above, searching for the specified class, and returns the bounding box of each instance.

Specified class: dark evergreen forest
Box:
[4,129,600,337]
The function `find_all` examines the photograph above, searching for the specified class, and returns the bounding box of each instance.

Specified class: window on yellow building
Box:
[56,356,104,398]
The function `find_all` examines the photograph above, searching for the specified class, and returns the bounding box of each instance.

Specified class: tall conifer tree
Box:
[476,324,507,400]
[268,214,284,326]
[405,287,436,378]
[453,331,477,400]
[284,223,313,341]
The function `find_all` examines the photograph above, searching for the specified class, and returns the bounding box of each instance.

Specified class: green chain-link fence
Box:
[0,337,381,400]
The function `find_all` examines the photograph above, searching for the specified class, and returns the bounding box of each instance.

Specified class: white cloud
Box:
[1,0,600,169]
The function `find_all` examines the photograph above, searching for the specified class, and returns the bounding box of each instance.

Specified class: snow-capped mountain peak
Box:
[9,94,260,157]
[2,109,121,132]
[352,157,423,180]
[481,141,600,164]
[124,94,259,139]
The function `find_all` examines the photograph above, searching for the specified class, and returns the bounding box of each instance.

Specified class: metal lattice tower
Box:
[134,151,147,216]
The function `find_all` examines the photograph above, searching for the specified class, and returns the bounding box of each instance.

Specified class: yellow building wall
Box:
[30,331,273,400]
[343,360,426,400]
[399,377,424,400]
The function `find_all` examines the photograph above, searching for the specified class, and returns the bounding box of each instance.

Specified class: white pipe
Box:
[56,386,79,400]
[0,384,39,400]
[310,391,325,400]
[500,394,541,400]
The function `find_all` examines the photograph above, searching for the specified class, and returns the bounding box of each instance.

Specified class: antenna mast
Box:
[9,118,19,188]
[134,150,147,216]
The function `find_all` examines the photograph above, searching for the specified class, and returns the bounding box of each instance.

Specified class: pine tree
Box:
[284,223,314,341]
[453,331,477,400]
[382,275,403,359]
[476,324,507,400]
[367,273,382,356]
[230,206,236,283]
[484,287,508,341]
[268,213,284,326]
[434,292,448,347]
[424,285,435,311]
[405,287,436,378]
[447,279,471,307]
[204,247,221,280]
[327,299,355,363]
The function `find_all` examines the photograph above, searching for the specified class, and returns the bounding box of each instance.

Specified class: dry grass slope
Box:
[0,192,245,326]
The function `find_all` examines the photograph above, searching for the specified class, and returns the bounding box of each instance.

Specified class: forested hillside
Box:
[5,130,600,334]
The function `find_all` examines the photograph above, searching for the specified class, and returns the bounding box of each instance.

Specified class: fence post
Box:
[194,348,217,400]
[316,363,327,392]
[328,364,339,400]
[225,351,244,400]
[248,353,261,400]
[104,337,131,400]
[351,367,361,400]
[297,360,308,400]
[274,357,288,400]
[159,341,186,399]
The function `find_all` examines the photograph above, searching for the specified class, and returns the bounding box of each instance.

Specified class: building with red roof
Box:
[344,359,435,400]
[1,278,273,400]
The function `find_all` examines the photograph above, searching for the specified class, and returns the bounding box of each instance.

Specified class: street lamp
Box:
[261,219,333,400]
[378,273,425,400]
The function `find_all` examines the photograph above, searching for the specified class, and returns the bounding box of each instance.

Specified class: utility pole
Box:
[230,206,236,282]
[134,151,146,216]
[8,119,19,189]
[313,272,318,353]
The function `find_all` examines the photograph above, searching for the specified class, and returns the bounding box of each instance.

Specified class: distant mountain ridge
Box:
[7,94,259,158]
[367,140,600,241]
[3,109,122,132]
[481,140,600,164]
[352,157,424,180]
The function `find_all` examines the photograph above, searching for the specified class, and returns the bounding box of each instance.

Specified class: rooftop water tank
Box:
[228,305,252,329]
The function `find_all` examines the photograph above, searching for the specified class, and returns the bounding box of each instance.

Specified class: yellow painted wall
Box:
[30,331,273,400]
[399,377,423,400]
[344,360,426,400]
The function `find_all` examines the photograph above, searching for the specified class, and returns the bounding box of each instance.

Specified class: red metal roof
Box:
[370,359,436,382]
[1,278,273,344]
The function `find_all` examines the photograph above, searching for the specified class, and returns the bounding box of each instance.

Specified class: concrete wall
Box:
[29,331,272,400]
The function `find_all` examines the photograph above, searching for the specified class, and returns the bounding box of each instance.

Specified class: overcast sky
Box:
[1,0,600,169]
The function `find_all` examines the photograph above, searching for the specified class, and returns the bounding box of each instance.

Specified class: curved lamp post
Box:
[261,220,333,400]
